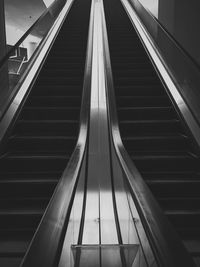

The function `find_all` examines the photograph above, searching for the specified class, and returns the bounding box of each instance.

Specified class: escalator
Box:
[0,0,91,265]
[103,0,200,265]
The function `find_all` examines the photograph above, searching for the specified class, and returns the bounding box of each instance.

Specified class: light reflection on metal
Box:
[82,0,118,245]
[120,0,200,148]
[59,0,152,265]
[58,0,95,263]
[0,0,74,141]
[59,159,87,267]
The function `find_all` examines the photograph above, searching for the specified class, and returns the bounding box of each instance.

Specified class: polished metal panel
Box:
[0,0,74,144]
[58,0,95,262]
[58,0,148,265]
[137,0,200,67]
[82,0,118,245]
[59,154,87,267]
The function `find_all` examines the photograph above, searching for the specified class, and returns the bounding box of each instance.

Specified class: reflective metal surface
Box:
[0,0,68,121]
[127,0,200,142]
[0,0,74,145]
[58,0,151,266]
[137,0,200,66]
[5,0,57,46]
[82,0,118,245]
[59,0,152,267]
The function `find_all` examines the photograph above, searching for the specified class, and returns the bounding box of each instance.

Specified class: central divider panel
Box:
[81,0,118,245]
[58,0,155,266]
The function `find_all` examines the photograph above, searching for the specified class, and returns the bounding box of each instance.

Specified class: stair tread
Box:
[17,119,77,123]
[23,107,80,110]
[120,119,179,123]
[147,179,200,184]
[117,95,168,99]
[118,106,173,110]
[165,210,200,215]
[3,153,70,159]
[123,135,187,140]
[0,210,44,215]
[10,135,77,140]
[0,179,58,184]
[30,95,81,99]
[132,154,193,160]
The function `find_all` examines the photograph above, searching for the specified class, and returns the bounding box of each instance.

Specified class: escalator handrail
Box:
[0,0,65,69]
[101,1,196,267]
[20,0,93,265]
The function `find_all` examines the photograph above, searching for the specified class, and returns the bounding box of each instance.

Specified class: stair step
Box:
[0,153,70,172]
[115,85,164,96]
[40,69,84,77]
[8,135,77,151]
[20,107,80,120]
[14,120,78,135]
[118,106,176,120]
[140,171,200,181]
[147,179,200,197]
[32,85,82,96]
[0,179,57,198]
[132,152,197,171]
[111,61,153,68]
[165,210,200,227]
[0,197,50,210]
[120,119,182,134]
[117,96,171,107]
[122,135,189,150]
[114,76,161,86]
[26,96,81,107]
[158,197,200,210]
[0,210,43,229]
